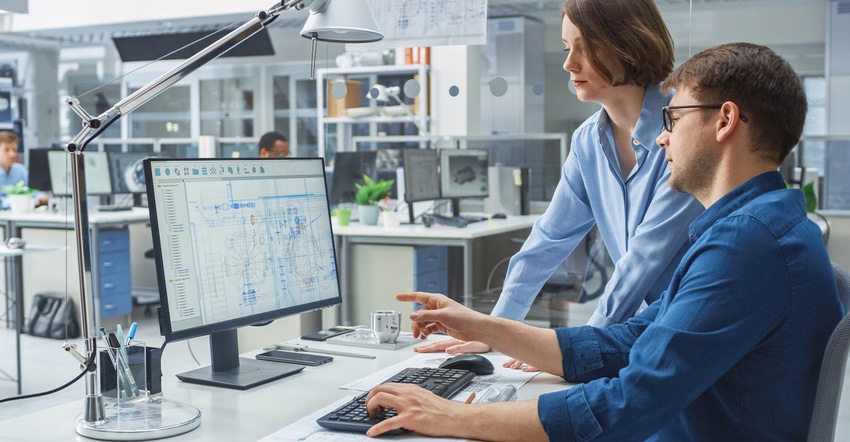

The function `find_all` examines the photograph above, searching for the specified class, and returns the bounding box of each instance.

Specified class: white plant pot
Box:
[358,205,381,226]
[7,194,32,214]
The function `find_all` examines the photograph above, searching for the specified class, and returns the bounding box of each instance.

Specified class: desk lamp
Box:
[368,83,430,136]
[64,1,381,440]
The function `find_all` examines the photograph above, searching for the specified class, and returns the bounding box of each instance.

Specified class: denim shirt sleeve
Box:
[538,216,795,441]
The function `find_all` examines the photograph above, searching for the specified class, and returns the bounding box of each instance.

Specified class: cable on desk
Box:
[0,352,96,404]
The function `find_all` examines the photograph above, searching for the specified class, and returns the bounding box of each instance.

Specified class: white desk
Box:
[333,215,537,325]
[0,336,565,441]
[0,208,151,325]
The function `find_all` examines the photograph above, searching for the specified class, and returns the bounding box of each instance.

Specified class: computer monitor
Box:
[328,151,377,206]
[47,150,112,196]
[144,157,340,390]
[439,148,489,217]
[401,148,440,204]
[107,151,154,194]
[25,148,57,194]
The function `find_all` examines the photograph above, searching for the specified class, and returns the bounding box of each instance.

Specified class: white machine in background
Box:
[484,166,530,216]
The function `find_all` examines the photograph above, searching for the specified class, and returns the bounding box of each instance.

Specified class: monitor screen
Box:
[108,151,165,194]
[47,150,112,196]
[145,157,340,389]
[329,151,377,206]
[439,148,489,199]
[402,149,440,203]
[25,148,57,194]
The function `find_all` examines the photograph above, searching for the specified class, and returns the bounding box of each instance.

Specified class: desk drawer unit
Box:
[96,229,132,319]
[413,246,447,294]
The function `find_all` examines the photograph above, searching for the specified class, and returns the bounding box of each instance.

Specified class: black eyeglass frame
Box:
[662,104,749,132]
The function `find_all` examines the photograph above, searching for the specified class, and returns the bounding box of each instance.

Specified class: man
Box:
[364,43,842,441]
[0,130,29,193]
[258,131,289,158]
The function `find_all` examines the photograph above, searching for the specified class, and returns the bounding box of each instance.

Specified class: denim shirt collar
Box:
[689,171,787,243]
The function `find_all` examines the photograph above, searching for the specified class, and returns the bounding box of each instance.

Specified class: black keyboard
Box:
[316,367,476,434]
[424,214,485,228]
[97,205,133,212]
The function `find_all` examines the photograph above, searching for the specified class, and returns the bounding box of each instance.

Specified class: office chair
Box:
[807,262,850,442]
[507,227,610,327]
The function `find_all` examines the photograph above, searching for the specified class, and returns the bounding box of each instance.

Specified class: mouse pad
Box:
[327,332,421,350]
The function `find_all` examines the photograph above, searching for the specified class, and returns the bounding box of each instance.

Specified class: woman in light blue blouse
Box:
[417,0,704,357]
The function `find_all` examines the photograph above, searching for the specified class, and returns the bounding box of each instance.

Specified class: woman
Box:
[417,0,704,363]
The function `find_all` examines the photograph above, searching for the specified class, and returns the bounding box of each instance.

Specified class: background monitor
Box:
[145,157,340,390]
[108,151,162,194]
[401,148,440,204]
[401,149,441,224]
[47,150,112,196]
[328,151,377,206]
[439,148,490,217]
[25,148,57,194]
[375,148,404,200]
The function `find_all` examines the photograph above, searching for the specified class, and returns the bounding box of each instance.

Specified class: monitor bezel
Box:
[144,157,341,344]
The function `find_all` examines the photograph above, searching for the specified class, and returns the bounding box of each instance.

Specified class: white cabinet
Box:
[315,65,430,158]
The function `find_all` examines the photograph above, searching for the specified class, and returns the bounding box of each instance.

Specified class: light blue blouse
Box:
[491,86,704,327]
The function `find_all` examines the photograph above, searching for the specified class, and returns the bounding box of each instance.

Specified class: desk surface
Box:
[0,207,150,225]
[333,215,537,240]
[0,337,564,441]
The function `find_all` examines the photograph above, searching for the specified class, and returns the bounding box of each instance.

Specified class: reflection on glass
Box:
[129,85,191,138]
[220,142,258,158]
[199,78,254,138]
[160,143,197,158]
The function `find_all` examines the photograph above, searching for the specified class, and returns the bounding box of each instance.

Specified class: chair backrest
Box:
[808,262,850,442]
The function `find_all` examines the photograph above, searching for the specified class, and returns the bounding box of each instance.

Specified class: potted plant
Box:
[3,181,38,214]
[354,174,394,225]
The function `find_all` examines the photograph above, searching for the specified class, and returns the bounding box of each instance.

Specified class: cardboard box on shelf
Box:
[327,78,362,117]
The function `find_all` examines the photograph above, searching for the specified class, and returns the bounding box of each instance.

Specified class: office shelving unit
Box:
[315,64,430,159]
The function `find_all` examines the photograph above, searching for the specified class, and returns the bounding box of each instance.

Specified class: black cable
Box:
[0,353,97,404]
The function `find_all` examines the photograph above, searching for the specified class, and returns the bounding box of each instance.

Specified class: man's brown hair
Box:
[662,42,807,164]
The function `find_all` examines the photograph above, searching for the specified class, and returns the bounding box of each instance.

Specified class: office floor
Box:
[2,301,849,440]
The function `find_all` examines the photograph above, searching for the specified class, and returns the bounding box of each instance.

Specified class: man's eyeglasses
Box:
[662,104,749,132]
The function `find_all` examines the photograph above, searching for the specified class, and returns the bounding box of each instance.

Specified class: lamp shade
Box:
[300,0,383,43]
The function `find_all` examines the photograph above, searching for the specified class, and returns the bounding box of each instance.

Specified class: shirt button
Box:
[632,139,640,146]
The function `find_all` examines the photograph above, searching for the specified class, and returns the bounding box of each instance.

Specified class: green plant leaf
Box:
[802,182,817,213]
[354,173,394,205]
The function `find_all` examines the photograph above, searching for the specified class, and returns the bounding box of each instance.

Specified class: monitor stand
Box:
[176,330,303,390]
[450,199,461,218]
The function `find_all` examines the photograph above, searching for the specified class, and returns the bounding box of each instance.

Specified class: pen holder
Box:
[99,341,162,401]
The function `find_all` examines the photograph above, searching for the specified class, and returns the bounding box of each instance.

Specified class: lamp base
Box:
[75,397,201,441]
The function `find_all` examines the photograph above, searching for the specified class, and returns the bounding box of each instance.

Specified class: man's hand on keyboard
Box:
[364,383,468,438]
[414,337,491,354]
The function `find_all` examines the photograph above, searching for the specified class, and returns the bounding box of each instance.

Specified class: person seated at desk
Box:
[0,131,48,208]
[363,43,842,441]
[259,131,290,158]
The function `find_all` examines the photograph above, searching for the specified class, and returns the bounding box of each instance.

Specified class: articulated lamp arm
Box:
[65,0,309,153]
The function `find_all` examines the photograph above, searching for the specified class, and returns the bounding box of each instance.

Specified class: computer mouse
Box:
[491,213,507,219]
[438,354,495,375]
[5,237,26,249]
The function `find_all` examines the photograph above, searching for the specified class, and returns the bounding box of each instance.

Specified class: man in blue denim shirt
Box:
[364,43,842,441]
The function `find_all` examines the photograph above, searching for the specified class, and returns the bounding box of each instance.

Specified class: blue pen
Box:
[126,322,138,345]
[115,324,140,397]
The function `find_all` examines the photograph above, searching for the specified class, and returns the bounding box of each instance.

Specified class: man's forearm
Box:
[478,317,564,376]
